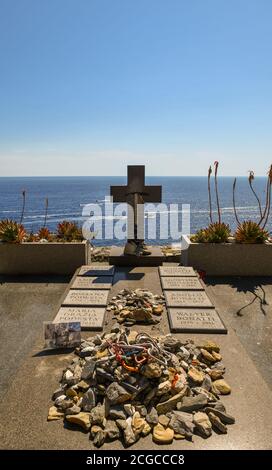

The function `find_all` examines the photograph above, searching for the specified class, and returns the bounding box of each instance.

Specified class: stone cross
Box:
[110,165,162,241]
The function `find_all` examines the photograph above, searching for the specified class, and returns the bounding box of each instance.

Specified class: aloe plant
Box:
[43,197,49,228]
[208,165,213,223]
[20,189,26,224]
[214,161,221,224]
[0,219,26,243]
[248,171,262,219]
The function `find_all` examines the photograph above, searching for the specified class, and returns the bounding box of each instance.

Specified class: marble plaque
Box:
[168,308,227,333]
[161,276,204,290]
[71,276,112,290]
[53,307,105,330]
[62,290,109,306]
[159,266,197,277]
[78,265,115,276]
[165,290,213,308]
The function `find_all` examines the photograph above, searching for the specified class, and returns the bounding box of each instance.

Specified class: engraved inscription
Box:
[161,277,204,290]
[71,276,112,290]
[53,307,105,329]
[63,290,109,306]
[165,290,213,308]
[168,308,227,333]
[159,266,197,277]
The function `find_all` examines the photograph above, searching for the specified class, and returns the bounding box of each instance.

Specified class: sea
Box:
[0,176,270,246]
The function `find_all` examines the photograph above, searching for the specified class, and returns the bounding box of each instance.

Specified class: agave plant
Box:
[57,221,82,241]
[0,219,26,243]
[235,220,269,244]
[37,227,52,241]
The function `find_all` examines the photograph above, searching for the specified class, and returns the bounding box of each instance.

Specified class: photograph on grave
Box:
[44,322,81,349]
[53,307,106,330]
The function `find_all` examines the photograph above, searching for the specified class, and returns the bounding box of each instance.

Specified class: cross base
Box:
[109,245,164,266]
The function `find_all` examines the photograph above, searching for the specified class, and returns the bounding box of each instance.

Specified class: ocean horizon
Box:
[0,176,270,245]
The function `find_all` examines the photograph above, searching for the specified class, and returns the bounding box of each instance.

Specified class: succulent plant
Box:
[191,229,207,243]
[27,231,38,242]
[0,219,26,243]
[235,221,269,244]
[57,221,82,241]
[37,227,52,241]
[192,223,231,243]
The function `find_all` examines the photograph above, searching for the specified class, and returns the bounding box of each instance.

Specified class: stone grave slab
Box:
[168,308,227,333]
[62,290,109,306]
[159,266,197,277]
[78,265,115,276]
[165,290,213,308]
[161,276,204,290]
[71,276,112,290]
[53,307,105,330]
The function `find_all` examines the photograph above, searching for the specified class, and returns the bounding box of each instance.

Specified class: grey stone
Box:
[177,394,208,412]
[204,407,235,424]
[202,374,212,391]
[123,417,137,447]
[193,411,212,438]
[65,405,81,415]
[192,387,217,403]
[93,430,106,447]
[90,404,105,426]
[168,411,195,439]
[109,405,126,420]
[111,323,121,333]
[81,360,96,380]
[156,386,189,414]
[208,411,228,434]
[135,405,147,417]
[162,336,181,352]
[106,382,132,405]
[146,407,159,425]
[82,389,96,412]
[52,386,66,401]
[104,420,120,440]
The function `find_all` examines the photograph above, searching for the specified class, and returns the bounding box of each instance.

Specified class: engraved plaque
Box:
[168,308,227,333]
[161,276,204,290]
[165,290,213,308]
[53,307,105,330]
[159,266,197,277]
[78,265,115,276]
[71,276,112,290]
[62,290,109,306]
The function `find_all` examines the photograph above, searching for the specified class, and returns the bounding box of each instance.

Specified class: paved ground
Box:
[0,267,272,449]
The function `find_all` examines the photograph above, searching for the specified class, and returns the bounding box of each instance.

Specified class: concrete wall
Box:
[181,235,272,276]
[0,241,89,275]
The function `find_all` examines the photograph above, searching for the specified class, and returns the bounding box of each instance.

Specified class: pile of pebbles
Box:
[48,328,235,447]
[107,289,165,326]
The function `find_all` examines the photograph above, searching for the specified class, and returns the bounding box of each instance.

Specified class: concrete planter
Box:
[181,235,272,276]
[0,241,89,275]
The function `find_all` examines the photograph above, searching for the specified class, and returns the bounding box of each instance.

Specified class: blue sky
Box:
[0,0,272,176]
